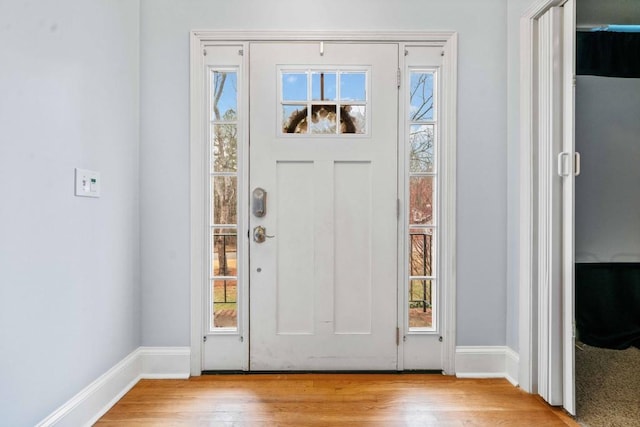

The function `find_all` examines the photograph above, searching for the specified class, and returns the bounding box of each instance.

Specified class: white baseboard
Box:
[505,347,520,386]
[139,346,191,379]
[37,346,191,427]
[455,346,519,386]
[39,345,518,425]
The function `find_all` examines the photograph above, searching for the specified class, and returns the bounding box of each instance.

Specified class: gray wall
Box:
[575,76,640,263]
[139,0,509,347]
[577,0,640,27]
[505,0,539,353]
[0,1,140,425]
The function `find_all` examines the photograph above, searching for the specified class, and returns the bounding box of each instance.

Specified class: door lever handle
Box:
[253,226,275,243]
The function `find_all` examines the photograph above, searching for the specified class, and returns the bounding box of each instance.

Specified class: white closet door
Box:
[537,5,564,406]
[561,0,576,416]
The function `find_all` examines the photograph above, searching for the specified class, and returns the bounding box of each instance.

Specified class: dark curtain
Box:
[576,263,640,349]
[577,32,640,78]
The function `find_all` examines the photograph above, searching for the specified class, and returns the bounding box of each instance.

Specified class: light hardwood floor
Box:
[97,374,578,426]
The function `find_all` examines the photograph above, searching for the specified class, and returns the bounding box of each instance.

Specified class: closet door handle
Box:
[557,152,570,177]
[574,152,581,176]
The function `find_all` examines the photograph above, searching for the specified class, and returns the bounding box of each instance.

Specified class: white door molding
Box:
[190,30,457,376]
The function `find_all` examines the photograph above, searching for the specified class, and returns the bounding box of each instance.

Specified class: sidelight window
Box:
[210,70,239,330]
[407,70,438,331]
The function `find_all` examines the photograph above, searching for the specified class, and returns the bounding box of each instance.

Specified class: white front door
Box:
[249,42,399,370]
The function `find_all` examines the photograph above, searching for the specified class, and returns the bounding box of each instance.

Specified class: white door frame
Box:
[519,0,576,413]
[189,31,458,376]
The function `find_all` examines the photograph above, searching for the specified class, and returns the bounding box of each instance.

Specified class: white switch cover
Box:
[75,168,100,198]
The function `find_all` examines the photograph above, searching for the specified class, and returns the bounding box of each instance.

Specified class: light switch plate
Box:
[75,168,100,198]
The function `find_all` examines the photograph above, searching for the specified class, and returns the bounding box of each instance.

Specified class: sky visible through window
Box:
[213,72,238,119]
[283,71,367,101]
[212,70,433,121]
[410,72,434,121]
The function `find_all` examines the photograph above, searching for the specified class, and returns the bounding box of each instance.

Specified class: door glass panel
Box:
[211,176,237,225]
[212,124,238,172]
[410,124,434,173]
[341,105,365,134]
[280,69,368,135]
[410,228,433,276]
[410,72,434,121]
[409,176,434,225]
[212,228,237,276]
[212,279,237,328]
[282,72,308,101]
[212,71,238,120]
[283,105,308,133]
[312,72,337,101]
[409,279,433,328]
[309,105,337,134]
[340,72,366,101]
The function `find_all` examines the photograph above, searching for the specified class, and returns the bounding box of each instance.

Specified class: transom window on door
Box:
[210,69,239,330]
[280,69,368,134]
[407,69,438,331]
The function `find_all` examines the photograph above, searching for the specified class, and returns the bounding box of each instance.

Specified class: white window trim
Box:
[190,31,457,376]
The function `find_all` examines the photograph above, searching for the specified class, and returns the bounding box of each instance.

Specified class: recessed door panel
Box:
[275,161,314,335]
[334,161,372,335]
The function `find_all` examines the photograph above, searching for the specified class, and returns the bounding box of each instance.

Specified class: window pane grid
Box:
[210,69,240,331]
[409,279,436,330]
[409,69,436,121]
[407,69,438,331]
[211,70,238,121]
[281,69,368,134]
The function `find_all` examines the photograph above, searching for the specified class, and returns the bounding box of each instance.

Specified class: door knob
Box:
[253,226,275,243]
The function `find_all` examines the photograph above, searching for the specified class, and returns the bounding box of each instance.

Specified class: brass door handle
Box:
[253,226,275,243]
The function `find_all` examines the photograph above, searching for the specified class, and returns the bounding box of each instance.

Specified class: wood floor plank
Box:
[96,374,578,426]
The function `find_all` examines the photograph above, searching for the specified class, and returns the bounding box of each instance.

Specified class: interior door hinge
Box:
[396,327,400,346]
[203,48,207,56]
[397,68,401,88]
[397,198,400,219]
[203,335,207,343]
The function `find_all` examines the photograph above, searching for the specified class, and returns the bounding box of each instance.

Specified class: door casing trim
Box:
[190,31,457,376]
